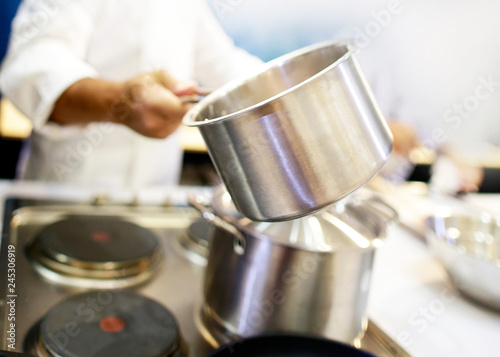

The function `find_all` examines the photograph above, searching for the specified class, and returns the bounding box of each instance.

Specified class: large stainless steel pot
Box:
[184,41,393,222]
[191,187,397,347]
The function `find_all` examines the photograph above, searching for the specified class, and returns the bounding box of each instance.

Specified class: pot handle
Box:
[362,196,399,225]
[188,195,246,255]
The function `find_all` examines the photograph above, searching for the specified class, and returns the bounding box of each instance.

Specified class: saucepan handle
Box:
[179,87,214,104]
[188,195,246,255]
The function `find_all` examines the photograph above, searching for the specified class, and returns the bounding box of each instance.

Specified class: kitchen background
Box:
[0,0,23,179]
[0,1,500,356]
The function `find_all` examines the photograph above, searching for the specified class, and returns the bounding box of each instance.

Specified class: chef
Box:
[0,0,262,188]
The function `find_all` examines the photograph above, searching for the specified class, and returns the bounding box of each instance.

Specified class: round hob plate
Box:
[39,291,181,357]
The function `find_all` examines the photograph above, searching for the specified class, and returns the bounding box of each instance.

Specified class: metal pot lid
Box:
[211,187,390,252]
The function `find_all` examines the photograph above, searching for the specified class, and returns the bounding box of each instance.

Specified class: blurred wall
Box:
[207,0,500,150]
[207,0,357,61]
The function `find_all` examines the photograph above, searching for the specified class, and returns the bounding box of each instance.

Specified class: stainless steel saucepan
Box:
[191,187,397,347]
[184,41,393,222]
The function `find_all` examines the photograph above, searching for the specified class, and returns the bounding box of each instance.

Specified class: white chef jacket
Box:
[0,0,262,188]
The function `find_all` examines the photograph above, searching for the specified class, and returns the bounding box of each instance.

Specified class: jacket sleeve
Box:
[0,0,99,136]
[192,0,263,88]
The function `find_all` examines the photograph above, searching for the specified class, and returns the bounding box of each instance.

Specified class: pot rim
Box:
[209,187,387,253]
[183,40,356,127]
[216,212,381,253]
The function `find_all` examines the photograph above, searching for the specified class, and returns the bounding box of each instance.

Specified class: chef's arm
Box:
[387,121,485,193]
[48,78,120,126]
[430,143,485,194]
[49,71,197,139]
[0,1,194,139]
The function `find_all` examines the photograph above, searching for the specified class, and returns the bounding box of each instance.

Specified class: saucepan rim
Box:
[183,40,356,127]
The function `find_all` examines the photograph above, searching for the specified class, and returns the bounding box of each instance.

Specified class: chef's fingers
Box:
[388,121,420,158]
[151,70,178,89]
[173,82,199,97]
[182,102,195,111]
[149,86,192,124]
[459,166,484,193]
[152,70,198,96]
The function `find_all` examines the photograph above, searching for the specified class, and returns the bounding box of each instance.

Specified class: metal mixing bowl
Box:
[425,210,500,311]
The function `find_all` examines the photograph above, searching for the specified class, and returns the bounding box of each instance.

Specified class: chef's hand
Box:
[430,144,485,194]
[50,70,198,139]
[387,121,420,157]
[114,71,198,138]
[377,121,420,182]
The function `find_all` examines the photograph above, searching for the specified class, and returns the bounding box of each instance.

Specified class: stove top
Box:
[0,197,407,357]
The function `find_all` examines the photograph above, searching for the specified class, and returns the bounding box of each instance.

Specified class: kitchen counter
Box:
[0,179,499,357]
[369,225,500,356]
[368,183,500,357]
